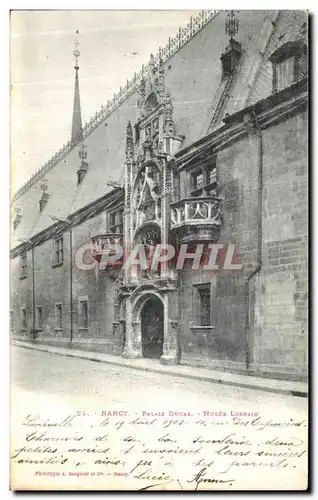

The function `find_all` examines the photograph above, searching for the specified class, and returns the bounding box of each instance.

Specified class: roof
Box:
[11,10,308,249]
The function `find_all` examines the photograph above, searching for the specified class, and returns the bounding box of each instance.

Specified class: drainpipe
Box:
[69,224,73,348]
[244,109,263,369]
[31,245,36,338]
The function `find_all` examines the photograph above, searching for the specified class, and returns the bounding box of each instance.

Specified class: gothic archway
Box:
[140,296,164,359]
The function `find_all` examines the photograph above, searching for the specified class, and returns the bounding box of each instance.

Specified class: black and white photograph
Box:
[9,8,308,491]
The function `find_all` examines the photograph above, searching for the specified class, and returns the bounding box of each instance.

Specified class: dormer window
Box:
[77,143,88,185]
[270,40,307,93]
[77,167,87,185]
[39,179,49,212]
[13,208,22,230]
[39,193,49,212]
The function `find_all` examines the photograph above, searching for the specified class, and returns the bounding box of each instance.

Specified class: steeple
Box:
[71,30,83,145]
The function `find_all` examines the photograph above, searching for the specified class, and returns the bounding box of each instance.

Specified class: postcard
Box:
[10,9,308,491]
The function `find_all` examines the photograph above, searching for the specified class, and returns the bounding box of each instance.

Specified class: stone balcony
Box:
[91,232,123,263]
[170,196,221,244]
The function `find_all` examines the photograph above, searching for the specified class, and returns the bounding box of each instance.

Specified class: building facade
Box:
[10,10,308,380]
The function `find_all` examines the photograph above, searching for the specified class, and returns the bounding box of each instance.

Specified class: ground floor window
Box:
[193,284,211,326]
[21,308,27,329]
[36,306,43,330]
[79,298,88,329]
[55,303,63,330]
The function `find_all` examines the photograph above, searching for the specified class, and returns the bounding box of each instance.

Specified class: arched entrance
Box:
[141,297,164,359]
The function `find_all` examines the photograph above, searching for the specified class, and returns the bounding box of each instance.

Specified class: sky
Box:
[10,10,199,192]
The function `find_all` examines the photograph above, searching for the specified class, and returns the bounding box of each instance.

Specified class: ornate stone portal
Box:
[121,54,181,364]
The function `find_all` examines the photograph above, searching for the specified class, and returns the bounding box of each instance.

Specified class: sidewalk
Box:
[12,340,308,398]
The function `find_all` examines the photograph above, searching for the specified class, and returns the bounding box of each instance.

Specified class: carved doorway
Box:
[141,297,164,359]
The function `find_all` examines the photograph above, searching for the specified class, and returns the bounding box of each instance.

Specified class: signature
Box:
[187,467,235,490]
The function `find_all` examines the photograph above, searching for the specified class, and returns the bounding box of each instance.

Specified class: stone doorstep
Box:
[11,340,308,398]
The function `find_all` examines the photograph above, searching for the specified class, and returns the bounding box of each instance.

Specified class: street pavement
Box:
[10,346,308,491]
[11,345,307,415]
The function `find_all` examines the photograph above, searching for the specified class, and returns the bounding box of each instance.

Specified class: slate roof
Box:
[11,10,308,249]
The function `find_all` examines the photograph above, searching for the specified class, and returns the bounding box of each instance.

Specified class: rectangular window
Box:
[191,171,204,191]
[109,212,117,228]
[109,209,123,233]
[199,287,211,326]
[189,160,218,197]
[20,253,27,278]
[207,164,217,185]
[193,285,211,326]
[275,57,295,92]
[21,308,27,329]
[55,304,63,330]
[36,306,43,330]
[54,236,64,265]
[79,299,88,329]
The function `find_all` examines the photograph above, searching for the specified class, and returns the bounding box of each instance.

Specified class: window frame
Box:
[78,297,89,330]
[53,236,64,267]
[193,284,212,327]
[273,56,295,93]
[188,159,217,197]
[36,306,43,331]
[55,303,63,331]
[21,307,27,330]
[20,253,27,279]
[108,209,124,234]
[270,40,307,94]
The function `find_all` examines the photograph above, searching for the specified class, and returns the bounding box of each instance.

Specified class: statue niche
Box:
[134,162,161,231]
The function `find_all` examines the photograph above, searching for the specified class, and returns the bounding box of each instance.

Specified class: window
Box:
[55,304,63,330]
[108,209,123,234]
[21,308,27,329]
[275,57,295,93]
[189,160,217,197]
[77,170,86,185]
[79,299,88,329]
[36,306,43,330]
[39,193,49,212]
[191,171,204,192]
[193,285,211,326]
[199,287,211,326]
[20,253,27,279]
[270,41,307,94]
[54,236,64,265]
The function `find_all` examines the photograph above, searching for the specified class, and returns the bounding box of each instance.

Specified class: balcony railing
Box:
[171,196,221,225]
[170,196,221,243]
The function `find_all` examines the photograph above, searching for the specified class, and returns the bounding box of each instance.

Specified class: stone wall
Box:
[10,211,120,354]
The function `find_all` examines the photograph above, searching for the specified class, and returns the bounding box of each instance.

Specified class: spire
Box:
[71,30,83,145]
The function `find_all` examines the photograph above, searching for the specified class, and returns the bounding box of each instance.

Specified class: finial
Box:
[73,30,80,70]
[225,10,239,43]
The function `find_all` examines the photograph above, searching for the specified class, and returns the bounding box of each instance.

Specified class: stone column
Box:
[123,296,142,359]
[160,292,178,365]
[160,156,172,279]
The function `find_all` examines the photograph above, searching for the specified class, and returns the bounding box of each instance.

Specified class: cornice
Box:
[10,188,124,258]
[175,78,308,170]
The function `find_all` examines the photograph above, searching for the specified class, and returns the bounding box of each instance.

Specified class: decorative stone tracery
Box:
[122,54,181,364]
